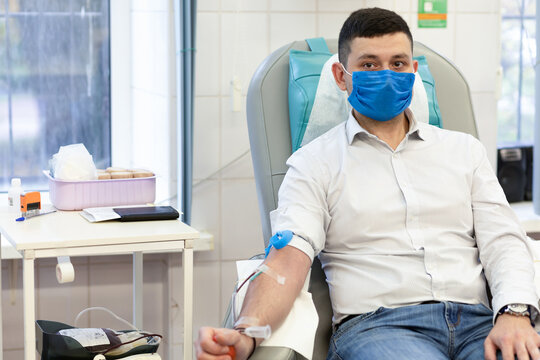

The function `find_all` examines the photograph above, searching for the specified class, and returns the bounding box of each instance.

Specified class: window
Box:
[0,0,110,191]
[498,0,536,145]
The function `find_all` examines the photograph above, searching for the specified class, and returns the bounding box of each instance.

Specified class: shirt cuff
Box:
[492,297,540,324]
[287,235,316,262]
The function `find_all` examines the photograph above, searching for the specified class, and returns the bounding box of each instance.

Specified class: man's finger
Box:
[213,329,242,346]
[501,341,516,360]
[526,340,540,360]
[516,343,529,360]
[484,338,497,360]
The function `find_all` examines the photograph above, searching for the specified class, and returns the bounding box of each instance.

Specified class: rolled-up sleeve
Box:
[270,148,331,262]
[470,137,539,320]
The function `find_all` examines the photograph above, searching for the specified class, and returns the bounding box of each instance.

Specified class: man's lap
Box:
[327,302,497,360]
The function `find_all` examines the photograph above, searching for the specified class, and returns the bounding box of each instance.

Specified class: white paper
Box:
[235,259,318,360]
[58,328,110,347]
[79,204,153,223]
[80,207,121,223]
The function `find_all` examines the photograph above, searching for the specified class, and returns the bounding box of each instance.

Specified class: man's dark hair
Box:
[338,8,413,66]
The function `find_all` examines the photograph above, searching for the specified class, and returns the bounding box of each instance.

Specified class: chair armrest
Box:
[250,346,304,360]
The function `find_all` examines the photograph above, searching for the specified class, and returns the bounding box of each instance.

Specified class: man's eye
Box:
[394,61,404,68]
[363,63,375,69]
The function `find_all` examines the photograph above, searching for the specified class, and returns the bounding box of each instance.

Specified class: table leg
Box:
[183,241,194,360]
[23,250,35,360]
[133,251,143,329]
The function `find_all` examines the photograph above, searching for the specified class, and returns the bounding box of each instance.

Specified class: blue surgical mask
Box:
[342,65,415,122]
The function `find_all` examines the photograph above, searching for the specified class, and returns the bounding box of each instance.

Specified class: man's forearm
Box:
[236,246,312,334]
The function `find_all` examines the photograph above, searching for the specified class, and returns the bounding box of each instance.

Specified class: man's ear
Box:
[331,62,348,92]
[413,59,418,73]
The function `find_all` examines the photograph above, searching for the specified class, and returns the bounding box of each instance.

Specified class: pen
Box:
[16,209,57,222]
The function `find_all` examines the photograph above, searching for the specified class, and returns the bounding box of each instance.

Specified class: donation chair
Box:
[236,39,478,360]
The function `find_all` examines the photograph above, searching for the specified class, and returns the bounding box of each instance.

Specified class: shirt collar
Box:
[345,108,428,145]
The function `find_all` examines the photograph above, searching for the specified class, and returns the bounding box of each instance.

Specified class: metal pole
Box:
[533,0,540,213]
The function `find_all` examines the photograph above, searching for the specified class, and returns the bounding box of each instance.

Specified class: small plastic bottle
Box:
[7,178,23,213]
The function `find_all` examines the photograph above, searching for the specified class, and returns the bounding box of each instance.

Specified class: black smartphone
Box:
[112,206,180,222]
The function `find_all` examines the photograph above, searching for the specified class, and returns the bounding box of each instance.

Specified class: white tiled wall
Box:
[2,1,503,359]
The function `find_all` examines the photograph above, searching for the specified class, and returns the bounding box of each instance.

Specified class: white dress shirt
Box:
[270,110,539,325]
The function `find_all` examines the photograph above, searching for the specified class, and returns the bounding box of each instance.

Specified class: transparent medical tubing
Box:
[75,306,137,330]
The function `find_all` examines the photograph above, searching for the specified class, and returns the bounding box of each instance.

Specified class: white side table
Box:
[0,207,210,360]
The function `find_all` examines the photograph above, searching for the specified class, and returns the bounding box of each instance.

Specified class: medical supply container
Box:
[44,171,156,211]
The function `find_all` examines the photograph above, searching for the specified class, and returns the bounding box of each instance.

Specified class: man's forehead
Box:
[348,33,412,58]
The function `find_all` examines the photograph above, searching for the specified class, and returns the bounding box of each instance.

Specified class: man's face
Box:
[336,32,418,94]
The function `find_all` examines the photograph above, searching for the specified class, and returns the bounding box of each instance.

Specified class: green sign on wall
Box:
[418,0,447,28]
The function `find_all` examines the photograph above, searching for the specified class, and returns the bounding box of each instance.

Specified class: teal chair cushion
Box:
[416,55,443,128]
[288,38,332,152]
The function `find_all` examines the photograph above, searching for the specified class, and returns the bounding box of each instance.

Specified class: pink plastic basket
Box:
[44,171,156,211]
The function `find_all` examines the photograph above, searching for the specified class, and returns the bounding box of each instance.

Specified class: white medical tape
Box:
[251,264,286,285]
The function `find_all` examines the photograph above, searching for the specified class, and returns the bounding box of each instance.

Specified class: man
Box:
[197,8,540,360]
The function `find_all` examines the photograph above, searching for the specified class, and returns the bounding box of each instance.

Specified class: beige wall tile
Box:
[222,0,268,12]
[270,13,317,51]
[318,0,366,12]
[270,0,316,12]
[141,260,167,334]
[193,261,222,330]
[394,0,412,12]
[2,260,23,350]
[36,260,89,327]
[193,97,221,180]
[317,13,348,39]
[456,0,500,13]
[88,262,133,329]
[220,179,264,260]
[219,260,238,320]
[192,180,221,262]
[199,0,221,12]
[471,92,499,168]
[411,13,455,60]
[220,151,254,179]
[455,13,500,93]
[362,0,395,10]
[220,96,250,168]
[220,13,269,97]
[3,349,24,360]
[196,13,221,96]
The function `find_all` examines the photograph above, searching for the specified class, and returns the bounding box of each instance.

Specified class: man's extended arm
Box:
[467,137,540,359]
[196,245,312,360]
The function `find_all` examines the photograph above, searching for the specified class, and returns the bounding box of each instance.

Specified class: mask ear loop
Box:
[341,63,352,76]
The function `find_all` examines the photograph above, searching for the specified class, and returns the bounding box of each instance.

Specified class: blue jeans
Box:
[327,302,502,360]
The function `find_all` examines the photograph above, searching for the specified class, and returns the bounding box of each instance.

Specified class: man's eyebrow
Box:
[391,53,410,59]
[355,53,410,61]
[356,54,379,61]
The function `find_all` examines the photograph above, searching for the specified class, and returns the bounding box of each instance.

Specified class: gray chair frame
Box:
[241,39,478,360]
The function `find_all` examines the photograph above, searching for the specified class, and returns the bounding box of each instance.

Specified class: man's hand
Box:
[195,327,254,360]
[484,314,540,360]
